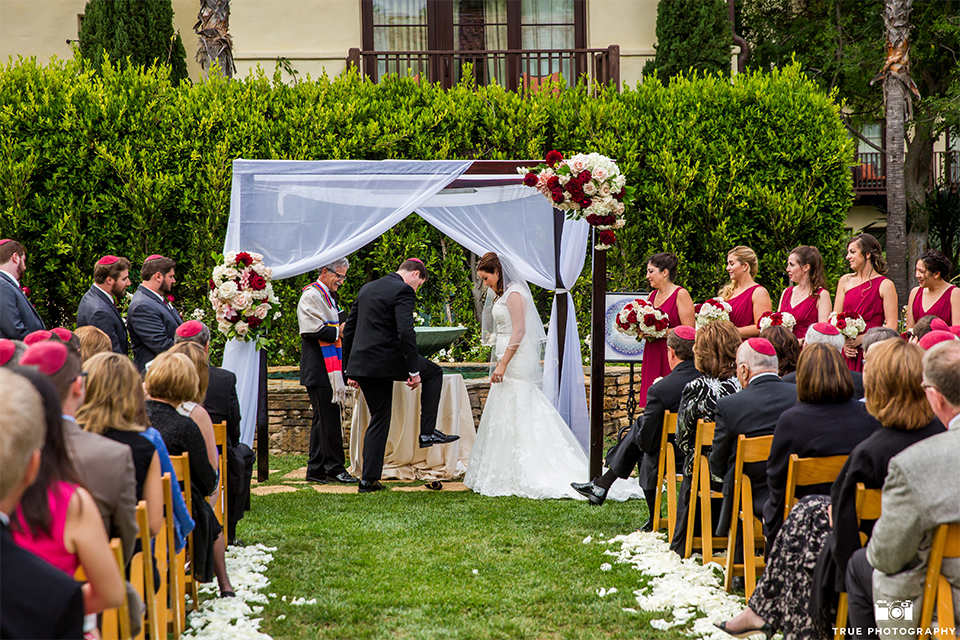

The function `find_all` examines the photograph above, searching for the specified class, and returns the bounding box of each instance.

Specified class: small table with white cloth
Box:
[349,374,475,481]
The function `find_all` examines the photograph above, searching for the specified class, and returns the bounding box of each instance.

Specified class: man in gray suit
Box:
[128,254,182,371]
[19,340,139,563]
[0,239,46,339]
[845,340,960,638]
[76,255,132,354]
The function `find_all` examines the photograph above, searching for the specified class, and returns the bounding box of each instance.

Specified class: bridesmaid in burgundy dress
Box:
[834,233,898,371]
[638,252,695,407]
[906,249,959,328]
[719,245,771,338]
[778,245,832,340]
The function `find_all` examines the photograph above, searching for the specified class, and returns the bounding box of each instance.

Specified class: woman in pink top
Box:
[906,249,959,328]
[719,245,772,338]
[10,367,124,615]
[638,252,695,407]
[778,245,832,340]
[834,233,898,371]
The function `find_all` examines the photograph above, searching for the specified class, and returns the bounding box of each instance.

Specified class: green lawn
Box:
[232,455,715,640]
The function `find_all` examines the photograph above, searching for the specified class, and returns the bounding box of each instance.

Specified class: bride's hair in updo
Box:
[477,252,504,297]
[719,245,759,300]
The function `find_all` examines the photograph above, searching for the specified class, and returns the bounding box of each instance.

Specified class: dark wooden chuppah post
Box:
[589,235,606,479]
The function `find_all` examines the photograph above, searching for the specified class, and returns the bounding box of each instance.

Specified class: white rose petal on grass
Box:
[596,587,618,597]
[582,535,593,544]
[276,615,286,621]
[472,569,479,575]
[600,563,612,571]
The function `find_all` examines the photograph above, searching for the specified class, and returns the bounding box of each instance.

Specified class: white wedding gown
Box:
[464,288,645,501]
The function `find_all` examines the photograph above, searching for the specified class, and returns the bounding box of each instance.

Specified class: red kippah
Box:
[407,258,424,265]
[919,330,957,351]
[0,239,10,246]
[673,325,696,341]
[145,254,164,261]
[811,322,840,336]
[23,330,53,346]
[930,318,949,332]
[747,337,777,356]
[176,320,204,338]
[50,327,73,342]
[950,326,960,337]
[20,341,68,376]
[97,255,120,266]
[0,339,15,366]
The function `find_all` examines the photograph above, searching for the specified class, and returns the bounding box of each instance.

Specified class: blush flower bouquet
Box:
[615,298,670,340]
[695,297,733,328]
[519,150,635,250]
[829,311,866,340]
[758,311,797,332]
[209,251,281,350]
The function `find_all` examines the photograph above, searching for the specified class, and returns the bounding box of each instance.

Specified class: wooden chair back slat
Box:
[168,454,199,616]
[134,501,159,640]
[211,421,228,535]
[784,453,848,520]
[654,411,680,534]
[835,483,885,640]
[162,473,183,640]
[685,420,727,562]
[724,434,774,598]
[919,522,960,640]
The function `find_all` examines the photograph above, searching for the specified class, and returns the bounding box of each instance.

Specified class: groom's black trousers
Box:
[356,356,443,482]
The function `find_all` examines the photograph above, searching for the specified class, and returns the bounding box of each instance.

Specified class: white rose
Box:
[571,158,587,173]
[559,174,571,185]
[614,216,625,228]
[592,167,608,182]
[235,321,249,336]
[273,311,282,320]
[218,321,232,334]
[213,265,226,280]
[224,252,237,264]
[583,181,597,195]
[224,267,239,280]
[234,292,250,309]
[615,202,626,216]
[218,281,238,299]
[599,184,611,197]
[250,252,263,262]
[615,175,626,189]
[253,305,268,319]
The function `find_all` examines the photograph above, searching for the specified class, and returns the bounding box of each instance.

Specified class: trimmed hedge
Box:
[0,56,853,365]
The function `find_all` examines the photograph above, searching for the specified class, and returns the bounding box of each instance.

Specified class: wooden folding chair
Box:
[129,501,158,640]
[75,538,131,640]
[918,522,960,640]
[784,453,849,521]
[212,421,228,535]
[162,473,183,640]
[168,453,199,619]
[684,420,727,563]
[723,434,774,599]
[834,484,883,640]
[653,411,682,535]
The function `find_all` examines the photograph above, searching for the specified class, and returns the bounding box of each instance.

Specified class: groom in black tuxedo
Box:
[342,259,458,493]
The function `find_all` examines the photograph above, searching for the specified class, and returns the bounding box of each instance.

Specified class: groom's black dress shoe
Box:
[358,480,386,493]
[305,475,329,484]
[329,472,359,484]
[639,517,654,532]
[570,481,608,506]
[419,430,460,448]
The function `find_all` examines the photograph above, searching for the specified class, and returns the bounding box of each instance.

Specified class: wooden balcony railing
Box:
[853,150,959,195]
[346,45,620,92]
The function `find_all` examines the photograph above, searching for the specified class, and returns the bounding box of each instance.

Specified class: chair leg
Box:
[835,593,849,640]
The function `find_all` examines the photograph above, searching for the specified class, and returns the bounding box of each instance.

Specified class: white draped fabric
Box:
[221,159,590,450]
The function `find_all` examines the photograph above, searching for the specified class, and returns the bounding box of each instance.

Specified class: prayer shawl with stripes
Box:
[297,281,347,403]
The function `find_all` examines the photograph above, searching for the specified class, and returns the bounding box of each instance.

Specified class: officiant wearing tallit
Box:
[298,258,358,485]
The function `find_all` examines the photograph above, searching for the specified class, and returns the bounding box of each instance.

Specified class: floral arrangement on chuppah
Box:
[828,311,866,340]
[694,297,733,328]
[519,150,635,250]
[757,310,797,333]
[615,298,670,341]
[209,251,281,350]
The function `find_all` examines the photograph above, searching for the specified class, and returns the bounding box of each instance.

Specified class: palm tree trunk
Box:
[195,0,235,80]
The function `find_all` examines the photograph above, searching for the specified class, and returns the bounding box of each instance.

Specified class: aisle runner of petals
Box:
[590,531,764,640]
[184,544,277,640]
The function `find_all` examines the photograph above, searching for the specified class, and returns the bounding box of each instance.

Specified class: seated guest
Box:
[571,326,701,523]
[760,325,799,377]
[710,337,797,545]
[173,320,253,546]
[166,342,219,472]
[8,365,125,615]
[0,338,27,367]
[716,339,944,639]
[49,328,81,356]
[918,329,957,351]
[671,320,741,555]
[763,344,879,547]
[860,326,900,356]
[145,351,234,597]
[74,325,112,364]
[911,314,940,341]
[784,322,864,399]
[0,368,85,640]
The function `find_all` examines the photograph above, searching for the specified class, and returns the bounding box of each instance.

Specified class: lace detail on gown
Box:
[465,288,644,501]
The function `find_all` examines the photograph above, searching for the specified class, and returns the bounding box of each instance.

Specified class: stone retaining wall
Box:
[261,364,640,456]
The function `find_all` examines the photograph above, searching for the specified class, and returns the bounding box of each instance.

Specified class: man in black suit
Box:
[128,254,182,371]
[710,337,797,545]
[0,239,46,340]
[0,368,84,639]
[342,259,458,493]
[571,326,701,528]
[76,255,132,354]
[782,322,864,399]
[174,320,255,545]
[297,258,358,485]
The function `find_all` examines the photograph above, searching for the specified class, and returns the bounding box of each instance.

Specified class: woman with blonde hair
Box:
[74,325,112,363]
[166,342,219,472]
[719,246,772,338]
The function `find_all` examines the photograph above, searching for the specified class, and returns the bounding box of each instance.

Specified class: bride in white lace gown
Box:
[464,252,643,501]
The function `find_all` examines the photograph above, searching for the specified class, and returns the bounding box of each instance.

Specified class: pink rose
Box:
[592,167,608,182]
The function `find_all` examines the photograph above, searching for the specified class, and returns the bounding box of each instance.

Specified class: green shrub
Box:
[0,56,853,366]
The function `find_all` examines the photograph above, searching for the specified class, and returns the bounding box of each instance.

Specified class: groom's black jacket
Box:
[342,272,419,380]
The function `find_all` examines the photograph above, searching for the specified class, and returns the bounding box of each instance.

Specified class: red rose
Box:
[166,295,175,304]
[578,171,592,184]
[20,286,30,297]
[236,252,253,267]
[900,331,911,341]
[772,316,782,325]
[627,310,638,324]
[655,318,669,331]
[586,214,600,225]
[579,198,592,208]
[208,278,216,291]
[551,190,565,203]
[601,215,616,226]
[613,189,625,201]
[837,318,847,329]
[546,175,560,189]
[643,313,656,326]
[247,316,262,329]
[545,150,564,167]
[598,229,616,245]
[248,273,267,291]
[566,180,583,196]
[523,172,538,187]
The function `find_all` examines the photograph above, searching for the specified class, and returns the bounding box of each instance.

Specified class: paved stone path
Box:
[250,467,469,495]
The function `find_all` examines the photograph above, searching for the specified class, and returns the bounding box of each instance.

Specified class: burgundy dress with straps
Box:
[727,284,761,329]
[779,286,824,340]
[638,287,683,407]
[912,285,956,326]
[842,277,889,372]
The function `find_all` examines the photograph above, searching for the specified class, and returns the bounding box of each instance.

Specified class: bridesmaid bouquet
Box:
[758,311,797,332]
[695,297,733,328]
[209,251,281,350]
[829,311,866,340]
[615,299,670,340]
